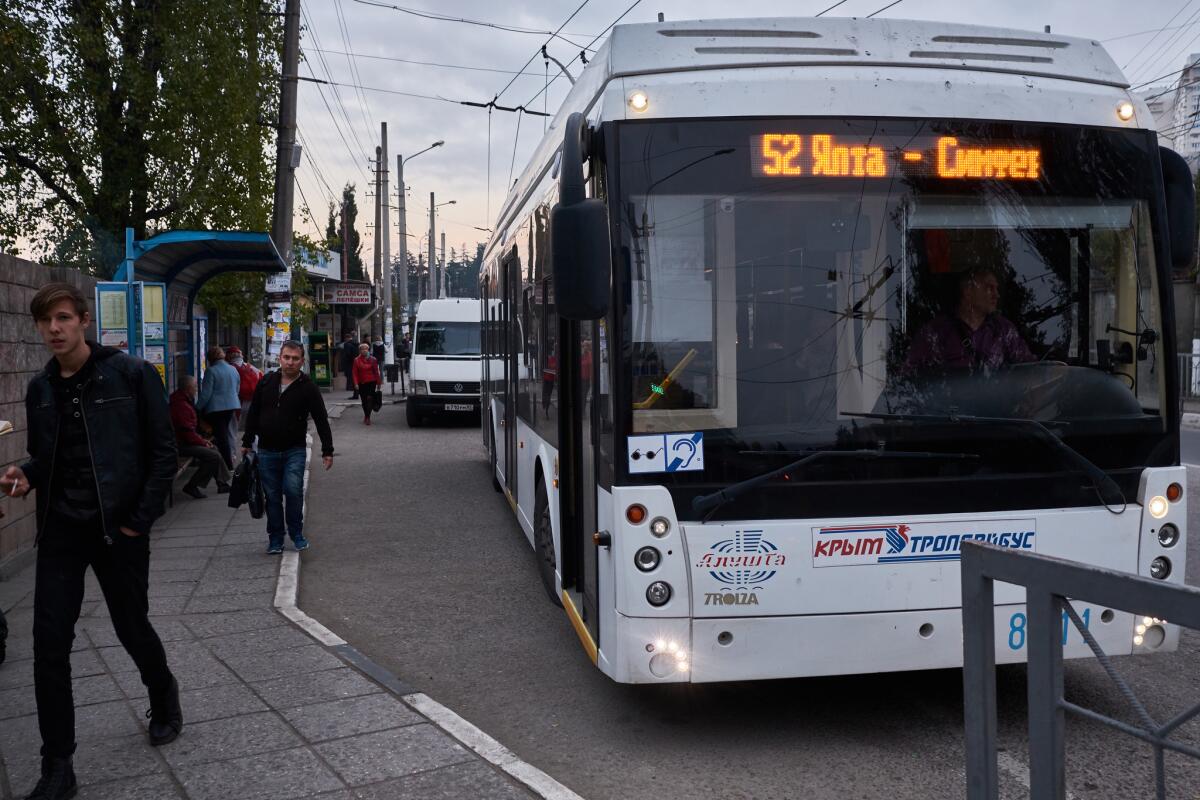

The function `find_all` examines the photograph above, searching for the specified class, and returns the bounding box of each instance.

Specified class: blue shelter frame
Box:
[103,229,287,389]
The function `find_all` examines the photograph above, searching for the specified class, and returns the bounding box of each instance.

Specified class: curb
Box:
[272,427,584,800]
[1183,412,1200,429]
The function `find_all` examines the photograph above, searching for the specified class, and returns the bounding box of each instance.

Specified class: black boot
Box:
[146,676,183,746]
[24,756,76,800]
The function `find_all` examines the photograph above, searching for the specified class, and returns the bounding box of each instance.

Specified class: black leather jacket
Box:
[21,343,177,537]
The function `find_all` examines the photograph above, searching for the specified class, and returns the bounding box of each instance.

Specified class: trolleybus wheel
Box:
[534,479,562,607]
[405,401,423,428]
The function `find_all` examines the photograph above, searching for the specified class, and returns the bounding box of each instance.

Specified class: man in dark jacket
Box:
[339,332,359,399]
[1,283,181,800]
[241,340,334,554]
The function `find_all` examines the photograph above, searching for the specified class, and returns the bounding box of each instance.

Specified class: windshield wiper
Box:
[691,448,980,519]
[843,411,1127,513]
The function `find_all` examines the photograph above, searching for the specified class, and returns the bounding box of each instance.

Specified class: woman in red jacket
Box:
[352,342,382,424]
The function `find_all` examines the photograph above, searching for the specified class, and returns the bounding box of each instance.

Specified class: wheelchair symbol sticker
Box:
[627,432,704,474]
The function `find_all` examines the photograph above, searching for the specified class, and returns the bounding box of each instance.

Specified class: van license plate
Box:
[444,403,473,411]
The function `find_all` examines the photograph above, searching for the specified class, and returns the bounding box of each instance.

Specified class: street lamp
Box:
[396,140,444,334]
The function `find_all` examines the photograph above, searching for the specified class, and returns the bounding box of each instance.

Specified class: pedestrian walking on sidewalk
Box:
[196,346,241,470]
[241,340,334,555]
[169,376,231,499]
[339,332,359,399]
[353,343,382,425]
[0,282,182,800]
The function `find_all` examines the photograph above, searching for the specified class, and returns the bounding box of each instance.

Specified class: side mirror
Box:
[1159,146,1195,271]
[551,112,611,320]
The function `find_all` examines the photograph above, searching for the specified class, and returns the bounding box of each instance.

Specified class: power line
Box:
[1123,0,1196,71]
[1127,4,1200,84]
[333,0,377,138]
[866,0,905,18]
[300,1,373,167]
[299,74,548,114]
[1134,26,1200,90]
[307,47,549,76]
[300,60,375,178]
[349,0,595,49]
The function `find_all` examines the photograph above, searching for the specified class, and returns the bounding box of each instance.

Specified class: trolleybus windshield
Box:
[613,117,1171,520]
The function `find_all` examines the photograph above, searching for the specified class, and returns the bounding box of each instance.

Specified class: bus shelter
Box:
[96,228,287,391]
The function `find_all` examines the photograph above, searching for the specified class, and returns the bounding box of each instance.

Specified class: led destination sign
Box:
[752,134,1042,181]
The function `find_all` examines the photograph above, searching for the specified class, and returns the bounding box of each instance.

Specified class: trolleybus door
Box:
[560,317,600,644]
[503,251,519,499]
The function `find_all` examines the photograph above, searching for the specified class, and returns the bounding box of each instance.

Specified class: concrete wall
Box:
[0,253,96,578]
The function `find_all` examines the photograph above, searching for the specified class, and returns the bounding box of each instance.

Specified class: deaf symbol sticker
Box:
[627,432,704,474]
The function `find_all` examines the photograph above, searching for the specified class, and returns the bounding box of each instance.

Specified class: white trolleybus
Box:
[480,17,1195,684]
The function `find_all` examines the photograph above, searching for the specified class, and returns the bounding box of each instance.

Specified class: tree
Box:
[0,0,284,275]
[323,184,364,281]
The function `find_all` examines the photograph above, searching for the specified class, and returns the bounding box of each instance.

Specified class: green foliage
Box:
[0,0,283,275]
[196,271,266,327]
[323,185,364,281]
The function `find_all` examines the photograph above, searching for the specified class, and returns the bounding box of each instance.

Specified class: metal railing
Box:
[1178,353,1200,402]
[961,541,1200,799]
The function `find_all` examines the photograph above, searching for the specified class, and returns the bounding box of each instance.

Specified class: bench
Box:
[168,456,195,507]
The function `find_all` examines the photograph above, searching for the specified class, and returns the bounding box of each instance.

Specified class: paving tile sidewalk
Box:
[0,497,537,800]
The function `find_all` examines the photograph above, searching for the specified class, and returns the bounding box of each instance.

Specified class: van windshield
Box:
[416,321,480,356]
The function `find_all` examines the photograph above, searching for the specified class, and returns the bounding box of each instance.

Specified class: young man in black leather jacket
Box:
[1,283,182,800]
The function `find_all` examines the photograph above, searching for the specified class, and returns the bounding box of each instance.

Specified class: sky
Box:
[293,0,1200,265]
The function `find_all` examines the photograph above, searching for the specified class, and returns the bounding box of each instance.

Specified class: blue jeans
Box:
[257,447,306,544]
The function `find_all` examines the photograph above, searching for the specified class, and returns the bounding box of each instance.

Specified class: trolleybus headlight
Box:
[1148,495,1169,519]
[1157,523,1180,548]
[1150,556,1172,580]
[649,517,670,537]
[646,581,672,606]
[628,90,650,113]
[1116,101,1135,122]
[634,546,661,572]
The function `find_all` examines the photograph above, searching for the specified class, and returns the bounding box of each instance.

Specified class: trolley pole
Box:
[380,123,394,367]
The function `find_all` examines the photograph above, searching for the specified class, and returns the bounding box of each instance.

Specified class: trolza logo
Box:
[695,530,785,606]
[811,522,1035,567]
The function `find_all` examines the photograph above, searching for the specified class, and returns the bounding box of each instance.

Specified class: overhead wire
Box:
[333,0,378,138]
[1121,0,1194,70]
[521,0,644,112]
[299,1,374,170]
[306,48,549,76]
[1127,3,1200,84]
[490,0,594,105]
[349,0,596,49]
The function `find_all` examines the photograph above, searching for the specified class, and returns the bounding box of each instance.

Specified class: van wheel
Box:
[489,419,502,493]
[405,401,422,428]
[534,479,562,607]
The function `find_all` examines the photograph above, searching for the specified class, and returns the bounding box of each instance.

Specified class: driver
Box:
[906,265,1034,372]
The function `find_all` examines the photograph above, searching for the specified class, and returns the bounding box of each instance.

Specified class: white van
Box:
[406,298,481,426]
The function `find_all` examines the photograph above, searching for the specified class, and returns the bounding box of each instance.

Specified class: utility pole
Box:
[417,252,425,303]
[395,154,408,341]
[440,232,447,298]
[428,192,436,301]
[380,123,393,367]
[271,0,301,264]
[372,146,382,340]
